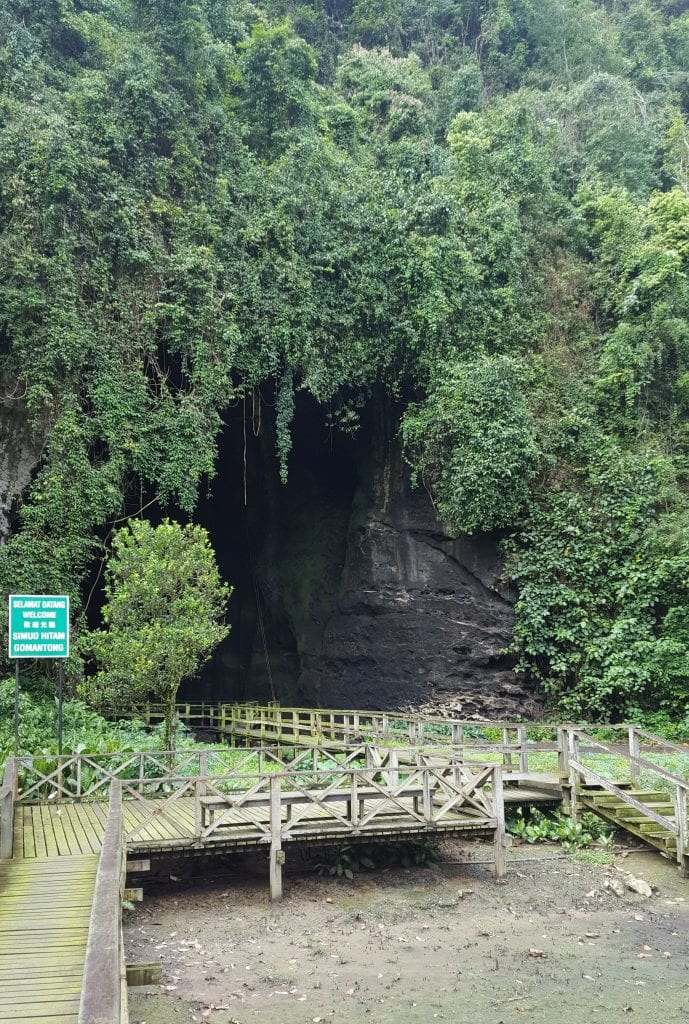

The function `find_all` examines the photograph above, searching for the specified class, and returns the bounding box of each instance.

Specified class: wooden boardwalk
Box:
[13,784,556,861]
[0,854,98,1023]
[14,787,505,858]
[0,706,686,1023]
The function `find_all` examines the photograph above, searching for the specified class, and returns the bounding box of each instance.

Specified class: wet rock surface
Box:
[251,403,537,718]
[0,389,44,542]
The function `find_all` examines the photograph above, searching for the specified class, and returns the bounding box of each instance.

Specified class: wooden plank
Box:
[28,805,47,858]
[78,783,124,1024]
[126,857,150,873]
[62,801,92,855]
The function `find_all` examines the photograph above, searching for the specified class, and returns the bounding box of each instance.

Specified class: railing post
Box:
[269,775,283,902]
[675,785,688,878]
[629,726,640,786]
[0,783,13,859]
[502,728,513,769]
[451,723,464,757]
[350,770,359,829]
[568,730,580,822]
[199,751,208,799]
[388,749,399,788]
[557,727,569,779]
[422,766,433,824]
[194,778,203,840]
[517,726,528,774]
[493,765,507,880]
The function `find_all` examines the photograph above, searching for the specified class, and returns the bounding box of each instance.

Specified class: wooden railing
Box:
[13,743,483,803]
[11,748,507,894]
[78,781,127,1024]
[563,729,689,872]
[131,702,689,780]
[0,759,17,859]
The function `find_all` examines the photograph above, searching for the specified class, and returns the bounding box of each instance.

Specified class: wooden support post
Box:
[451,723,464,756]
[502,728,513,769]
[558,727,571,813]
[199,750,208,799]
[518,726,528,774]
[422,767,432,824]
[629,726,640,786]
[194,778,203,840]
[388,749,399,788]
[675,785,688,878]
[568,731,580,823]
[493,765,507,881]
[269,775,283,902]
[0,785,13,859]
[350,771,359,829]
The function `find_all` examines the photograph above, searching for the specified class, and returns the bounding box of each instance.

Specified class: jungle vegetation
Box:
[1,0,689,722]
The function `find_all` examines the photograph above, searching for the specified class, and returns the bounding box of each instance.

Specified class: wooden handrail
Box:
[574,731,689,791]
[78,781,125,1024]
[0,759,17,859]
[633,727,689,756]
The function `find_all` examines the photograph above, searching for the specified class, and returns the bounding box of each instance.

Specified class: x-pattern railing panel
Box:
[200,776,273,839]
[355,768,427,829]
[279,771,358,833]
[428,765,495,822]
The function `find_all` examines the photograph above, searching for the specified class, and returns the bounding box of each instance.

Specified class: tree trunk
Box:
[164,693,178,769]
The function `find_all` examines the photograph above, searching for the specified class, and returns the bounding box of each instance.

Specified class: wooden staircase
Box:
[566,728,689,876]
[580,786,679,858]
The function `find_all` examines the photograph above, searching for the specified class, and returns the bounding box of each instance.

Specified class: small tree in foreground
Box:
[86,519,231,753]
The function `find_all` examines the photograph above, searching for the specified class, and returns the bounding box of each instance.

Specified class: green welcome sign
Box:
[8,594,70,658]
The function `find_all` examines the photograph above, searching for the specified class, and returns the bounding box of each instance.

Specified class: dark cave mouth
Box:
[186,392,360,705]
[179,393,532,719]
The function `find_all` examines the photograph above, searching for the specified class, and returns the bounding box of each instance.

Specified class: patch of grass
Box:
[571,848,615,865]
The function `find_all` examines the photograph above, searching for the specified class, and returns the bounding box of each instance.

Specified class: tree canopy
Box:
[2,0,689,719]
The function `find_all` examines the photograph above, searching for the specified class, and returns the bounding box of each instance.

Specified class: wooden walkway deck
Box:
[15,790,509,859]
[0,854,98,1024]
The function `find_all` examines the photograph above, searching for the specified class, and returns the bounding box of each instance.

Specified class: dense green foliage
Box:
[2,0,689,719]
[0,678,155,763]
[84,519,230,750]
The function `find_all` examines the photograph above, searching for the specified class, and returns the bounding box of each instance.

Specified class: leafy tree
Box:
[85,520,231,752]
[2,0,689,721]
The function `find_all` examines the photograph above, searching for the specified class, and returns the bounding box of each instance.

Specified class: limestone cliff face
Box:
[221,400,540,719]
[0,394,43,543]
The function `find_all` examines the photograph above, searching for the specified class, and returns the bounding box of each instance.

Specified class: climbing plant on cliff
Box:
[2,0,689,718]
[84,520,231,753]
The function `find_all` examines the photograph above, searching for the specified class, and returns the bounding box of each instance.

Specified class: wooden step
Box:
[583,790,669,803]
[615,806,675,820]
[623,818,676,834]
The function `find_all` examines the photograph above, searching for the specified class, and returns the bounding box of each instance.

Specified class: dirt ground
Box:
[125,841,689,1024]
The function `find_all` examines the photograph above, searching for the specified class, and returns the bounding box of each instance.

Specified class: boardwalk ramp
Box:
[0,854,99,1024]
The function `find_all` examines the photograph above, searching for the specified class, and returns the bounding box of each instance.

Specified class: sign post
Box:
[8,594,70,755]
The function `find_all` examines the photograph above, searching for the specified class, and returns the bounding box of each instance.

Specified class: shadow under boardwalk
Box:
[0,854,98,1023]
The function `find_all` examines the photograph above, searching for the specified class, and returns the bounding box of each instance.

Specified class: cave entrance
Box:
[184,392,359,706]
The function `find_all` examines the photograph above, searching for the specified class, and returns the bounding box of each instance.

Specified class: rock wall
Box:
[0,392,44,543]
[216,399,540,719]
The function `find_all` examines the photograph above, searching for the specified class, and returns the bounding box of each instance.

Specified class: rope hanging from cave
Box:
[243,390,276,702]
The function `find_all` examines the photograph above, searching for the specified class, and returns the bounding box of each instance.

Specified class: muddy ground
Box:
[125,842,689,1024]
